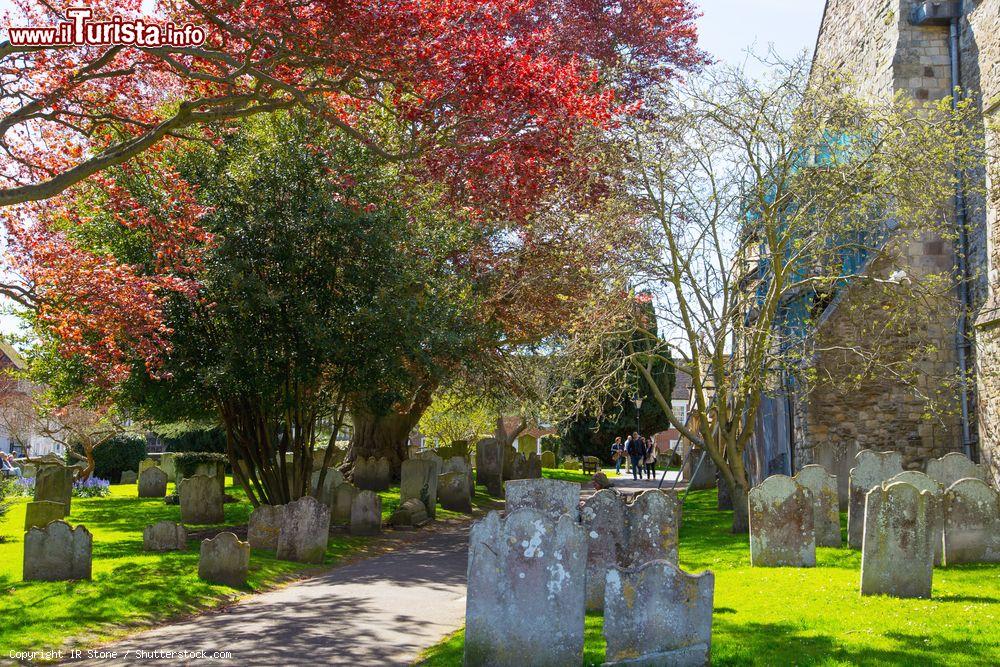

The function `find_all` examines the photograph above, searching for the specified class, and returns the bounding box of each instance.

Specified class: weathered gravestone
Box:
[509,453,542,481]
[624,490,682,566]
[501,444,518,482]
[198,532,249,587]
[794,465,841,548]
[311,468,345,508]
[860,481,935,598]
[179,474,224,524]
[465,508,587,667]
[848,450,903,549]
[23,521,92,581]
[401,459,439,519]
[580,490,625,611]
[23,500,67,531]
[438,471,472,513]
[442,455,474,499]
[277,496,330,563]
[138,466,168,498]
[505,478,580,521]
[138,458,157,474]
[177,459,227,494]
[540,450,556,469]
[248,504,285,550]
[20,462,38,479]
[926,452,989,488]
[603,561,714,667]
[350,490,382,536]
[389,498,429,528]
[942,478,1000,565]
[526,453,542,479]
[160,452,176,482]
[475,437,497,485]
[119,470,138,485]
[332,482,359,525]
[354,456,391,492]
[749,475,815,567]
[886,471,944,565]
[35,464,73,512]
[415,450,444,478]
[477,439,505,497]
[143,520,187,551]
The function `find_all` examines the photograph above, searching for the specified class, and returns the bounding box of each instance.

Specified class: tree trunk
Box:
[730,482,750,534]
[346,386,434,480]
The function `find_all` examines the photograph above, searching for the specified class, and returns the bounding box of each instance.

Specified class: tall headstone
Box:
[311,468,345,507]
[603,561,714,667]
[860,482,935,598]
[540,451,556,469]
[848,450,903,549]
[23,500,67,531]
[501,444,518,482]
[794,465,841,547]
[942,478,1000,565]
[34,464,73,512]
[248,504,285,550]
[138,466,168,498]
[478,439,505,497]
[885,471,944,565]
[198,532,249,587]
[400,459,439,519]
[505,478,580,520]
[926,452,989,488]
[442,455,474,499]
[179,474,224,524]
[350,490,382,536]
[438,471,472,513]
[143,521,187,551]
[749,475,816,567]
[23,521,92,581]
[475,438,497,485]
[465,509,587,667]
[414,450,444,479]
[277,496,330,564]
[332,482,359,525]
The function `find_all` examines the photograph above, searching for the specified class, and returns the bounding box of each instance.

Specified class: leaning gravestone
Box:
[389,498,429,528]
[23,500,67,531]
[120,470,138,485]
[438,471,472,513]
[401,459,439,520]
[794,465,841,547]
[311,468,345,507]
[277,496,330,564]
[332,482,359,525]
[248,504,285,550]
[198,532,249,587]
[350,490,382,536]
[886,471,944,565]
[603,560,715,667]
[861,481,935,598]
[138,466,168,498]
[35,464,73,512]
[505,478,580,520]
[749,475,815,567]
[942,478,1000,565]
[23,521,92,581]
[477,439,505,497]
[442,455,474,499]
[465,508,587,667]
[179,474,224,524]
[138,458,157,474]
[926,452,989,488]
[143,520,187,551]
[848,450,903,549]
[540,450,556,469]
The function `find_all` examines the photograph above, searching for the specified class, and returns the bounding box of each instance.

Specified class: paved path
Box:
[72,526,470,667]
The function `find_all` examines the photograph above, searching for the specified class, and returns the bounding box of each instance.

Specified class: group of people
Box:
[0,451,22,477]
[610,433,658,481]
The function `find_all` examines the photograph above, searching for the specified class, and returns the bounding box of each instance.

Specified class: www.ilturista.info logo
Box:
[7,6,206,47]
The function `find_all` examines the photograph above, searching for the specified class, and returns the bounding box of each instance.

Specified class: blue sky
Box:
[697,0,826,67]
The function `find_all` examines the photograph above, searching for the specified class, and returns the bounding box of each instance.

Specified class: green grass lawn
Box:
[417,488,1000,666]
[541,468,593,483]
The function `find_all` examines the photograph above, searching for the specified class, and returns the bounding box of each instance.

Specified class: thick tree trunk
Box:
[346,385,435,481]
[730,483,750,534]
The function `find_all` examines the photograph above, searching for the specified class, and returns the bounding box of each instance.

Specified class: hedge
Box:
[71,435,147,483]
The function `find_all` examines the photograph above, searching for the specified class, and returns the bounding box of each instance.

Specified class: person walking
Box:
[628,432,644,481]
[622,434,633,474]
[611,437,624,475]
[644,437,658,480]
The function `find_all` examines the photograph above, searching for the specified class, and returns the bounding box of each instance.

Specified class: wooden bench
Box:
[582,456,601,475]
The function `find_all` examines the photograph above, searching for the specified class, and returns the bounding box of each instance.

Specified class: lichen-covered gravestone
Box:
[143,521,187,551]
[465,508,587,667]
[120,470,138,485]
[442,455,474,499]
[311,468,345,508]
[248,504,285,550]
[179,474,224,524]
[138,458,157,474]
[332,482,359,525]
[627,490,682,566]
[540,451,556,469]
[438,471,472,513]
[505,478,580,521]
[35,464,73,512]
[861,482,935,598]
[885,471,944,565]
[23,500,67,531]
[23,521,92,581]
[477,439,505,497]
[848,450,903,549]
[277,496,330,563]
[926,452,989,488]
[138,466,168,498]
[350,490,382,536]
[580,490,626,611]
[794,465,841,547]
[942,478,1000,565]
[198,532,249,587]
[603,561,715,667]
[749,475,815,568]
[401,459,439,519]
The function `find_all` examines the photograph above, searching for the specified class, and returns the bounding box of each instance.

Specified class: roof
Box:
[672,370,693,401]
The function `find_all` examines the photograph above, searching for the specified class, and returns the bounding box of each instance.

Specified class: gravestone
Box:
[442,455,474,499]
[526,453,542,479]
[311,468,345,507]
[389,498,429,528]
[160,452,177,482]
[942,478,1000,565]
[478,439,505,497]
[23,500,67,531]
[35,464,73,512]
[685,447,717,490]
[848,450,903,549]
[541,451,556,469]
[815,441,860,511]
[23,521,92,581]
[475,438,497,485]
[354,456,391,492]
[749,475,815,567]
[562,458,581,471]
[438,471,472,513]
[350,490,382,536]
[501,444,518,482]
[198,532,249,587]
[505,478,580,520]
[143,521,187,551]
[603,561,714,667]
[861,481,935,598]
[627,490,682,567]
[401,459,439,519]
[794,465,841,547]
[179,474,224,524]
[580,490,626,611]
[926,452,989,488]
[277,496,330,564]
[465,509,587,667]
[119,470,138,485]
[248,504,285,550]
[138,458,157,474]
[138,466,168,498]
[21,462,38,479]
[332,482,359,525]
[885,471,944,565]
[414,450,444,479]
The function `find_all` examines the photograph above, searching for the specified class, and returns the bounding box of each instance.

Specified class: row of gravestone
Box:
[466,478,713,667]
[474,439,542,497]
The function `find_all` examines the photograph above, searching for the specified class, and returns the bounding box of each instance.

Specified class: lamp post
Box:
[632,394,643,434]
